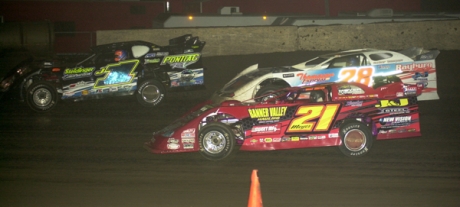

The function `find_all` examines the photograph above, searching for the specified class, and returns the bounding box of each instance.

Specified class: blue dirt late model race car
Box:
[146,78,423,161]
[0,34,206,112]
[211,47,439,104]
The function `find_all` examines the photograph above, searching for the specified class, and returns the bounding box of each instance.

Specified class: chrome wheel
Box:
[202,130,227,154]
[343,129,366,152]
[32,88,52,107]
[141,85,161,103]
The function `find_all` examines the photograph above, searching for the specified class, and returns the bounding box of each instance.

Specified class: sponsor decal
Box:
[281,137,290,142]
[62,67,95,80]
[345,100,363,107]
[318,135,326,139]
[398,128,407,133]
[408,128,416,132]
[380,116,411,123]
[273,138,281,142]
[308,135,317,140]
[183,143,194,149]
[181,128,196,138]
[264,138,273,143]
[379,107,409,114]
[167,143,180,150]
[297,73,334,83]
[396,62,433,72]
[283,73,295,78]
[375,98,409,108]
[386,59,403,63]
[82,90,89,95]
[377,65,391,69]
[338,85,365,95]
[182,138,195,143]
[167,138,179,144]
[328,133,339,138]
[379,116,412,128]
[145,58,161,64]
[161,53,201,66]
[167,138,180,149]
[63,92,75,96]
[69,81,87,88]
[248,107,287,123]
[145,53,156,58]
[156,52,169,57]
[250,139,258,143]
[251,124,280,134]
[291,136,300,141]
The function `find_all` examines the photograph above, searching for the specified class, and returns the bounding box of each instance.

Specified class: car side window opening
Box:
[95,50,130,65]
[327,55,367,69]
[369,53,393,61]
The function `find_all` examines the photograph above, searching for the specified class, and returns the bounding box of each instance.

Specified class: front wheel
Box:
[26,81,58,112]
[136,79,165,107]
[338,122,374,157]
[199,123,235,161]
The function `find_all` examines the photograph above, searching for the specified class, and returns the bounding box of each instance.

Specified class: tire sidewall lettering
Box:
[341,124,360,135]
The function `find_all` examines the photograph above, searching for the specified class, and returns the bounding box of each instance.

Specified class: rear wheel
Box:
[136,79,165,107]
[199,123,235,161]
[26,81,58,112]
[339,122,374,157]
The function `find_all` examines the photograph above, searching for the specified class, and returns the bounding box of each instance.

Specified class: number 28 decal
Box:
[287,104,340,133]
[339,67,374,87]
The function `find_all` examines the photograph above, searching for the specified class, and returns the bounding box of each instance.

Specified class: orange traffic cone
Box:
[248,169,263,207]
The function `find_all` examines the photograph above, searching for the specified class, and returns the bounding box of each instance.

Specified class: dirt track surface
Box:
[1,51,460,207]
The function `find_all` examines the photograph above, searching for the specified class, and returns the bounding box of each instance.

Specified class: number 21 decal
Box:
[287,104,340,133]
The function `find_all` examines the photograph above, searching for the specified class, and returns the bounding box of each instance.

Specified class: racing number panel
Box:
[94,60,139,88]
[287,104,341,133]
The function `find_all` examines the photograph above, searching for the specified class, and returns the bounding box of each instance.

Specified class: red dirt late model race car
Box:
[145,77,423,160]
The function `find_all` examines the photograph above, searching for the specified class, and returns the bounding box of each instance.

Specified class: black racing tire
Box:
[26,81,58,112]
[136,79,165,107]
[198,122,235,161]
[254,84,287,102]
[338,122,374,157]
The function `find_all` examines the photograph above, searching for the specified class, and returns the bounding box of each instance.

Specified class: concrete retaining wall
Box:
[97,19,460,57]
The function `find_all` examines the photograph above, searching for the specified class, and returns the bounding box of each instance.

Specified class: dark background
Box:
[1,50,459,207]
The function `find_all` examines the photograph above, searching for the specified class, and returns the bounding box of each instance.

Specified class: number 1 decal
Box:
[287,104,340,133]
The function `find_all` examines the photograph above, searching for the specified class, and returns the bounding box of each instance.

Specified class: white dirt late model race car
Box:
[211,47,439,103]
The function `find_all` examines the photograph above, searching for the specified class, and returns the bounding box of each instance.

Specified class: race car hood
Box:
[147,100,219,154]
